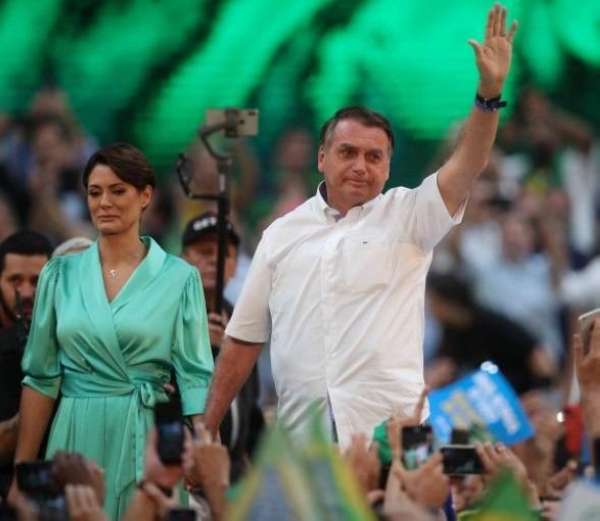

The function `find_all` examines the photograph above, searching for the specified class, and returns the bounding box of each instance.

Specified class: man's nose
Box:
[18,282,35,300]
[352,155,367,174]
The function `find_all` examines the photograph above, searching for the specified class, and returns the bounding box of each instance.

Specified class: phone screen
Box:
[155,400,184,465]
[440,445,484,475]
[165,508,198,521]
[15,461,59,497]
[401,425,434,470]
[0,504,18,521]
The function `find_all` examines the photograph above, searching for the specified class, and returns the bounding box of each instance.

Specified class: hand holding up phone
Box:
[386,386,429,462]
[143,426,192,493]
[474,442,539,506]
[394,452,449,510]
[344,433,381,495]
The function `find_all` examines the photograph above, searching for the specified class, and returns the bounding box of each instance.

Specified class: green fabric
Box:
[22,237,213,520]
[465,470,539,520]
[299,412,375,521]
[373,419,393,465]
[229,410,375,520]
[228,424,323,520]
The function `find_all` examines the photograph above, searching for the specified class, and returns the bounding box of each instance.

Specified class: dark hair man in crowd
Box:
[0,230,53,499]
[181,212,264,481]
[203,5,517,448]
[425,272,556,394]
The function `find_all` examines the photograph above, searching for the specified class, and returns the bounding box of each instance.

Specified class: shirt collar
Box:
[315,181,383,220]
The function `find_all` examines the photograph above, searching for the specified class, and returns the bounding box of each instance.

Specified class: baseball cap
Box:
[181,211,241,248]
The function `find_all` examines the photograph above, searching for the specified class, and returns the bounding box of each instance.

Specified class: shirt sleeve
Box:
[225,238,272,343]
[21,257,62,399]
[396,172,466,252]
[172,269,214,416]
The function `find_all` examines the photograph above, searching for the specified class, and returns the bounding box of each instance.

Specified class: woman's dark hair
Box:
[319,105,395,153]
[82,143,156,191]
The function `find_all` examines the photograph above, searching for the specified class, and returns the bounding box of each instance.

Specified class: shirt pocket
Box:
[341,234,393,292]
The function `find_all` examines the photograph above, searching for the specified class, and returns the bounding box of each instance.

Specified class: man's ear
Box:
[317,147,325,174]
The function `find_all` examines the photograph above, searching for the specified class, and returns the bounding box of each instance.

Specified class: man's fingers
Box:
[366,489,385,505]
[412,386,429,422]
[506,20,518,44]
[468,40,484,61]
[493,4,503,36]
[475,443,495,473]
[573,333,584,370]
[424,451,443,470]
[386,417,402,460]
[590,318,600,356]
[485,7,494,40]
[498,5,507,36]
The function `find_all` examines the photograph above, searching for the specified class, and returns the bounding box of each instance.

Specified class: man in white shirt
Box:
[204,4,518,448]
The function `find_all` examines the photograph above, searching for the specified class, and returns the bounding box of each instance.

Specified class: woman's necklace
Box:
[104,242,145,280]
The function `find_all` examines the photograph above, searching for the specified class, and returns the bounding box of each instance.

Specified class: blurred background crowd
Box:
[1,79,599,412]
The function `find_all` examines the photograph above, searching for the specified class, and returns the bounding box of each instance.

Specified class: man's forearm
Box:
[438,98,500,215]
[203,336,262,437]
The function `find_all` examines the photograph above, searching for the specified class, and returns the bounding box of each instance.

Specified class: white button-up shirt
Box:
[226,173,464,448]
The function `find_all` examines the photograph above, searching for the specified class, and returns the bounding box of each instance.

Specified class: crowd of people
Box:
[0,2,599,520]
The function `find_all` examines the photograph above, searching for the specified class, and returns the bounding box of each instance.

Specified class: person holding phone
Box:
[10,143,214,519]
[203,4,518,449]
[181,211,264,482]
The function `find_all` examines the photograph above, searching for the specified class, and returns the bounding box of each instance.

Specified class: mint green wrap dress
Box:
[21,237,214,520]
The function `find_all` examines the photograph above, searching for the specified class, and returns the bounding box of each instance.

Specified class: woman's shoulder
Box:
[162,251,197,279]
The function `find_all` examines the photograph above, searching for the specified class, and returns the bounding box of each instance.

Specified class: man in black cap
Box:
[0,230,53,499]
[181,211,264,482]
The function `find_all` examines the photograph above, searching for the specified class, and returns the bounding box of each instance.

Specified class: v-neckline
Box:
[98,238,149,306]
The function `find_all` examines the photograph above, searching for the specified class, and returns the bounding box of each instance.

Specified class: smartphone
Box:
[205,108,259,137]
[440,444,484,475]
[15,461,68,520]
[578,308,600,354]
[450,428,470,445]
[154,400,185,465]
[401,425,434,470]
[164,508,198,521]
[0,504,18,521]
[15,461,60,498]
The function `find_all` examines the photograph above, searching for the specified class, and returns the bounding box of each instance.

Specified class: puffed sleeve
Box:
[172,268,214,416]
[21,257,62,399]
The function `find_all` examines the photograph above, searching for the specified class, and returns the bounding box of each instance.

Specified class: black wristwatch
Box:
[474,93,507,112]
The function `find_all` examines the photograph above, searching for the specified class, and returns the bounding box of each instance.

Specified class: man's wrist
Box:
[476,80,503,99]
[474,93,507,112]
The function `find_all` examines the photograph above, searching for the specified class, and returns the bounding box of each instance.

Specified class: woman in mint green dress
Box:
[14,143,214,519]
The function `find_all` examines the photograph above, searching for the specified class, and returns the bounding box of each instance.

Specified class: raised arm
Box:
[438,3,518,215]
[203,335,263,437]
